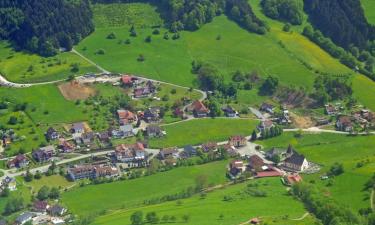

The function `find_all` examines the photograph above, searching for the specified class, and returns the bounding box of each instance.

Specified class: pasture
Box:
[257,132,375,211]
[149,118,259,148]
[93,178,317,225]
[361,0,375,24]
[0,41,99,83]
[61,160,229,216]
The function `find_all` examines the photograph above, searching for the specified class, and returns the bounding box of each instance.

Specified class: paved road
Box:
[284,127,375,135]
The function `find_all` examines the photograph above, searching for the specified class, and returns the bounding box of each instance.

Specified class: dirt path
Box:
[291,212,309,221]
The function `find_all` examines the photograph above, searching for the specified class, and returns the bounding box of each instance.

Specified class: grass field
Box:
[0,84,88,124]
[0,41,99,83]
[27,175,73,192]
[93,178,317,225]
[149,118,259,148]
[62,160,229,216]
[361,0,375,24]
[257,132,375,211]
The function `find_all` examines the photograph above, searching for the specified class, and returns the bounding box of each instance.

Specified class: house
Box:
[32,145,55,162]
[220,143,237,157]
[117,109,137,125]
[134,87,151,98]
[182,145,197,157]
[7,154,29,168]
[115,142,145,162]
[97,131,110,143]
[15,212,33,225]
[146,125,164,137]
[119,125,135,137]
[248,155,265,172]
[81,132,95,145]
[201,142,217,152]
[325,104,338,115]
[190,101,209,117]
[1,176,17,191]
[159,147,179,159]
[265,147,294,162]
[257,120,274,132]
[283,152,308,172]
[229,160,245,177]
[143,107,160,123]
[45,127,59,141]
[336,116,353,132]
[255,166,283,178]
[68,164,119,181]
[228,135,247,148]
[250,217,261,225]
[260,102,274,114]
[222,105,237,117]
[173,108,184,118]
[33,200,49,212]
[58,138,75,153]
[283,174,303,186]
[121,75,136,86]
[48,204,66,216]
[71,122,85,134]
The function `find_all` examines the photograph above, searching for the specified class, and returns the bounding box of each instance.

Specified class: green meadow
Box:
[361,0,375,24]
[93,178,317,225]
[0,84,88,124]
[0,41,99,83]
[258,132,375,211]
[149,118,259,148]
[61,160,229,216]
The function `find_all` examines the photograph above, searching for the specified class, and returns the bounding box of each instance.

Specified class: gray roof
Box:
[120,125,133,132]
[40,145,55,152]
[72,122,85,130]
[285,153,306,166]
[16,212,33,223]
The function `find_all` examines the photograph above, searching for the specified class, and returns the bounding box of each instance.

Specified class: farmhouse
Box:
[115,142,145,162]
[45,127,59,141]
[143,107,160,123]
[257,120,274,132]
[336,116,353,132]
[32,145,55,162]
[71,122,85,134]
[7,154,29,168]
[159,147,179,159]
[325,104,338,115]
[283,174,303,186]
[146,125,164,137]
[222,105,237,117]
[201,142,217,152]
[48,204,67,216]
[247,155,265,172]
[117,109,137,125]
[190,100,209,117]
[68,164,119,181]
[33,200,49,213]
[228,135,247,147]
[229,160,245,177]
[260,102,274,114]
[283,152,308,172]
[58,138,75,153]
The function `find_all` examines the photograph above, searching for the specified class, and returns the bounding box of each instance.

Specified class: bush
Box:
[106,32,116,39]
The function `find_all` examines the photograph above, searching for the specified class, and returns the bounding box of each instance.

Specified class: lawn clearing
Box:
[61,160,229,216]
[0,41,99,83]
[93,178,316,225]
[27,175,73,191]
[149,118,259,148]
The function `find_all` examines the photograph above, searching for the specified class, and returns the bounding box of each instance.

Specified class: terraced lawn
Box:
[62,160,229,216]
[93,178,317,225]
[149,118,259,148]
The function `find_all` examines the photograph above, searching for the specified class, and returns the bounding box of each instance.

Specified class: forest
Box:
[0,0,94,56]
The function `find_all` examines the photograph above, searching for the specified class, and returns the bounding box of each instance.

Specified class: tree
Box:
[8,116,18,125]
[24,169,33,182]
[195,174,208,190]
[71,63,80,73]
[34,171,42,179]
[259,76,279,95]
[1,187,10,197]
[152,29,160,35]
[49,187,60,199]
[146,212,159,224]
[37,186,50,201]
[251,130,257,141]
[3,196,24,215]
[283,23,291,32]
[145,35,152,43]
[107,32,116,39]
[208,99,221,117]
[162,215,170,223]
[328,163,344,176]
[182,214,190,223]
[137,54,145,62]
[130,211,143,225]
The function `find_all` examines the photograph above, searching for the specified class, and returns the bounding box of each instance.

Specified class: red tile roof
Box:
[191,101,209,113]
[121,75,133,84]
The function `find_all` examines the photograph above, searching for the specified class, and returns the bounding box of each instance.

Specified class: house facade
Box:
[228,135,247,147]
